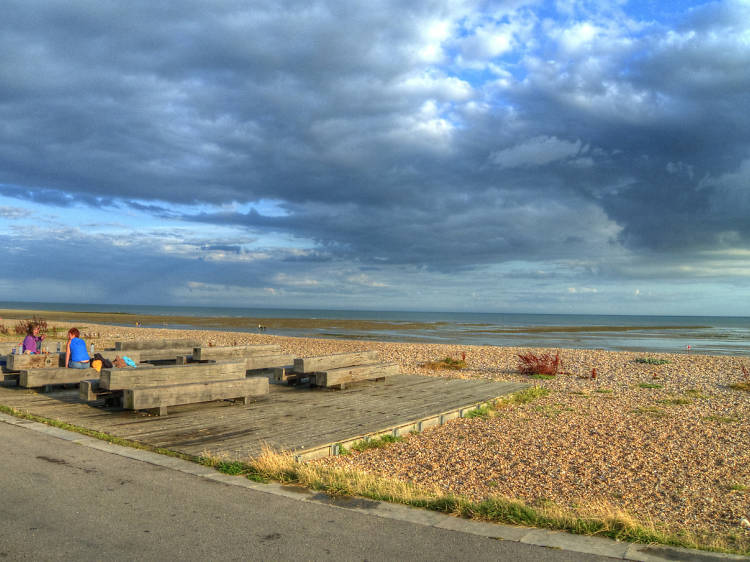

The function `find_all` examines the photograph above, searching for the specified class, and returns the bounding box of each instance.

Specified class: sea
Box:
[2,302,750,356]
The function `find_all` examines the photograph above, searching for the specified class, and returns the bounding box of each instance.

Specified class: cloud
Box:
[1,0,750,313]
[490,136,583,167]
[0,206,31,219]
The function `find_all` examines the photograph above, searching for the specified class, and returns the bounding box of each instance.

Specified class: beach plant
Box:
[0,323,8,335]
[338,434,404,456]
[732,364,750,392]
[703,415,740,424]
[633,406,669,418]
[13,315,48,336]
[423,356,466,370]
[464,403,493,418]
[658,397,692,406]
[516,351,560,376]
[635,357,670,365]
[638,383,663,389]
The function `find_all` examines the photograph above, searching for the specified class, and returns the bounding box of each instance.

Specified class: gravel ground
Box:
[6,322,749,544]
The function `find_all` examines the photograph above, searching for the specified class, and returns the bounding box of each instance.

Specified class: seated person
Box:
[65,327,90,369]
[22,324,45,354]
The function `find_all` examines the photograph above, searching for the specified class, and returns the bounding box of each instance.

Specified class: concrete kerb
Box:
[1,411,746,562]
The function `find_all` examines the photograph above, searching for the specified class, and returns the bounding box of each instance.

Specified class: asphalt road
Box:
[0,421,613,561]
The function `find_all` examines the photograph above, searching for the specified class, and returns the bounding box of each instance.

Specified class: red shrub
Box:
[591,368,597,379]
[517,351,561,376]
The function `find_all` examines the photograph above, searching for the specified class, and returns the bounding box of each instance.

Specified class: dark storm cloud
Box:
[1,0,749,277]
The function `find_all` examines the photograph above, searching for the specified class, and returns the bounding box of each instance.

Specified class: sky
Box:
[1,0,750,316]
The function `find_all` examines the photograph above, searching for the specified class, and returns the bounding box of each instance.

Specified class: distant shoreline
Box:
[0,306,746,356]
[0,306,709,333]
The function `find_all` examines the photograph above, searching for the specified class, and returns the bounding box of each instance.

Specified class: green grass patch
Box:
[638,383,663,389]
[635,357,671,365]
[728,483,748,492]
[703,415,740,424]
[339,434,404,455]
[594,388,613,393]
[529,374,556,380]
[729,381,750,392]
[423,357,466,370]
[685,389,709,399]
[464,404,493,419]
[500,386,550,405]
[658,397,693,406]
[633,406,669,418]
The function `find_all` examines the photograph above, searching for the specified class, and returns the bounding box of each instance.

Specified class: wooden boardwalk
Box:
[0,375,526,461]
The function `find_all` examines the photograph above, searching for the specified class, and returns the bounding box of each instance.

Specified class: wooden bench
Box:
[19,368,97,389]
[123,378,269,416]
[84,360,269,415]
[279,351,400,389]
[6,353,64,370]
[193,345,294,373]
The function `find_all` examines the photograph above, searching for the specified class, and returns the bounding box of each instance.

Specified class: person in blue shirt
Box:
[65,327,90,369]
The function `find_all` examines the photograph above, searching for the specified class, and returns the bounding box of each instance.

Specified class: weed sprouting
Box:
[638,383,663,389]
[423,357,467,370]
[704,415,740,424]
[464,404,492,418]
[339,434,404,455]
[730,381,750,392]
[658,397,692,406]
[633,406,669,418]
[635,358,671,365]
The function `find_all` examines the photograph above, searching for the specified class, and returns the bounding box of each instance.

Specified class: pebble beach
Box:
[3,320,749,549]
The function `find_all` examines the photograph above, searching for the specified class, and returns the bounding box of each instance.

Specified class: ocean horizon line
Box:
[1,301,749,356]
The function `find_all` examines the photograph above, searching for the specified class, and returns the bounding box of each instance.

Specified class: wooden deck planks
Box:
[0,374,527,460]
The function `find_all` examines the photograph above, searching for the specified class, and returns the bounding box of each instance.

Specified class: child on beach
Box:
[65,327,90,368]
[22,324,45,354]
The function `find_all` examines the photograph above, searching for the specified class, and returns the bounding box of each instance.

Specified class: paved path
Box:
[1,415,742,561]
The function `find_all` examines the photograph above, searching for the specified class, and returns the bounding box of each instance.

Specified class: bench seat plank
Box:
[293,351,380,374]
[245,354,294,371]
[7,353,64,370]
[19,367,96,388]
[314,362,400,388]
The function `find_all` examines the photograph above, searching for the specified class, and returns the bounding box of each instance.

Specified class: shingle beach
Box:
[6,321,750,546]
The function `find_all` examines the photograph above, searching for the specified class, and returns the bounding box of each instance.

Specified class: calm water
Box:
[2,301,750,356]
